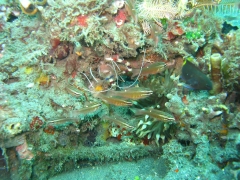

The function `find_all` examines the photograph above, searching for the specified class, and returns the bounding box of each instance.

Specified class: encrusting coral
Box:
[0,0,239,179]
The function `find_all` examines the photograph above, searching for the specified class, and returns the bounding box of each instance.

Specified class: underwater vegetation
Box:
[0,0,240,179]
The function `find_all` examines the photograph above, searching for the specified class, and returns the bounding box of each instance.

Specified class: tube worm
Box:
[210,53,222,94]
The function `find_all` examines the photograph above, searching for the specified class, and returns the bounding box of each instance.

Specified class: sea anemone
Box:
[135,114,175,146]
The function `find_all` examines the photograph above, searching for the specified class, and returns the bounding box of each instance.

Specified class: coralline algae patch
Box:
[0,0,240,180]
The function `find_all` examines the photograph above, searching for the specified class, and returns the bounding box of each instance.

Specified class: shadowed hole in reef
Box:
[0,148,11,180]
[0,148,6,169]
[7,13,18,22]
[178,139,191,146]
[190,124,197,129]
[84,130,98,147]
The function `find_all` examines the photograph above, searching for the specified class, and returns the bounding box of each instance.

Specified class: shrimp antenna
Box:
[80,72,114,93]
[90,67,99,83]
[117,49,145,90]
[81,72,94,88]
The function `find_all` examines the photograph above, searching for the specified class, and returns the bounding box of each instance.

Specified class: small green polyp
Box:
[185,31,202,40]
